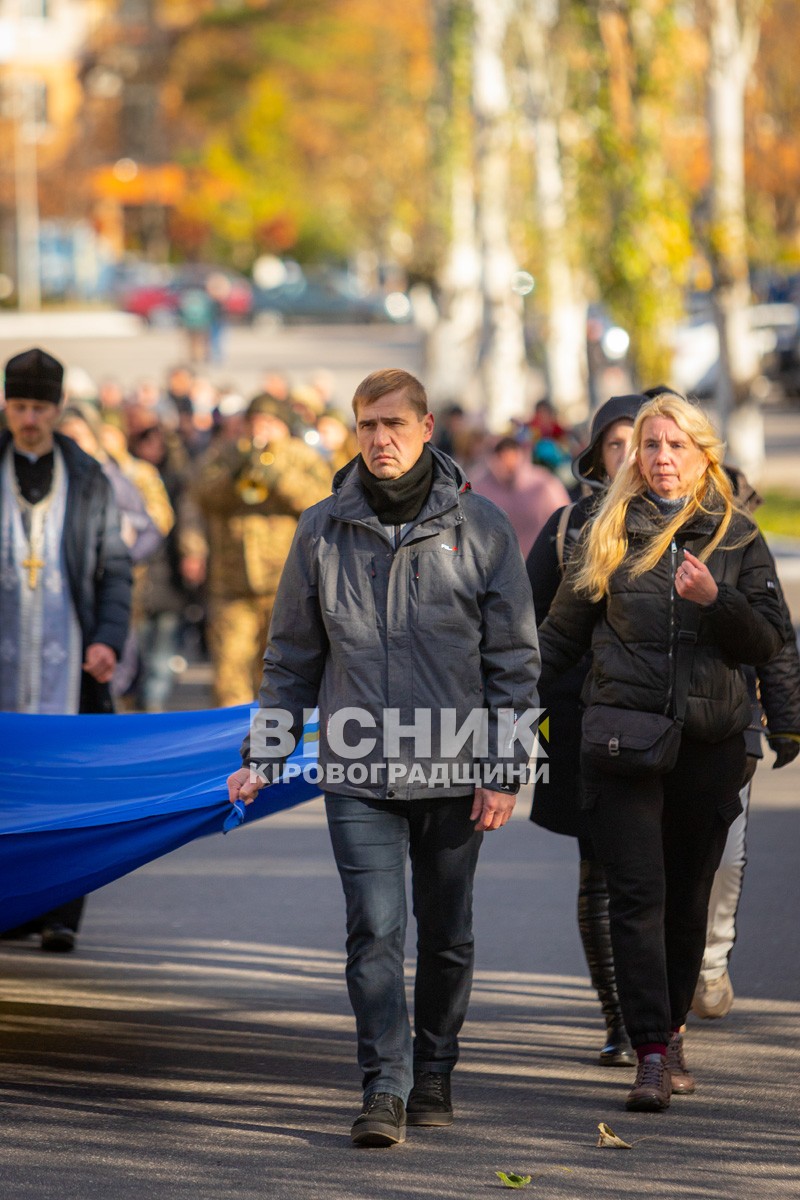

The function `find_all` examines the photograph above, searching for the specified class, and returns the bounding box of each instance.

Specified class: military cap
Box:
[246,391,293,422]
[246,391,304,436]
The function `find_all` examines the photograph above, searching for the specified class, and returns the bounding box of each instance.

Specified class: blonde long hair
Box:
[573,394,754,601]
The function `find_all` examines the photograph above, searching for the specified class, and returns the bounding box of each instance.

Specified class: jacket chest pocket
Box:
[320,548,378,641]
[413,539,481,639]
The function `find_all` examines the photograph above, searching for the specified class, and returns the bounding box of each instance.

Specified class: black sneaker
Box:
[406,1071,453,1126]
[350,1093,406,1147]
[40,924,76,953]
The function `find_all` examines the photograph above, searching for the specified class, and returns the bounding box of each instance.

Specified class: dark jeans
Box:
[324,793,483,1102]
[583,733,746,1048]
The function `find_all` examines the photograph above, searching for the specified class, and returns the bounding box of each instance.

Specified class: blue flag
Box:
[0,705,319,929]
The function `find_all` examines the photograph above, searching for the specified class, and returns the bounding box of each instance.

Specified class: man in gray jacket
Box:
[228,368,540,1147]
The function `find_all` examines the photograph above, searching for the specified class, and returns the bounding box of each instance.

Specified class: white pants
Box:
[700,781,750,980]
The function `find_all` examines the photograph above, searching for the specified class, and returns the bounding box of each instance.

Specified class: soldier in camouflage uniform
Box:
[191,392,332,706]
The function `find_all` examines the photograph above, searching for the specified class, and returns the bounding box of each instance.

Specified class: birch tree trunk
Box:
[707,0,765,476]
[425,0,484,409]
[519,0,589,424]
[426,167,484,408]
[472,0,528,431]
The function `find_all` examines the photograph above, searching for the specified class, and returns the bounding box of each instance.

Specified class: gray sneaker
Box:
[350,1093,407,1147]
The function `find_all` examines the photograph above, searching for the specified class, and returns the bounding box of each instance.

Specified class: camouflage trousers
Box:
[207,594,277,708]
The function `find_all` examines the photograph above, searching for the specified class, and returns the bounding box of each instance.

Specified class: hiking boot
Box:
[691,970,734,1019]
[350,1093,406,1147]
[666,1031,696,1094]
[625,1054,672,1112]
[406,1071,453,1126]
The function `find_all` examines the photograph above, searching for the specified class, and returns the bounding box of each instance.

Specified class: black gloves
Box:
[768,736,800,769]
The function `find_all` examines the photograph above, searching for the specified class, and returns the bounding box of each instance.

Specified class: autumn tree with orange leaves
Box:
[163,0,435,271]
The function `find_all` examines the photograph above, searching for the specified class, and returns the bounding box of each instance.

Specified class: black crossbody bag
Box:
[580,604,701,777]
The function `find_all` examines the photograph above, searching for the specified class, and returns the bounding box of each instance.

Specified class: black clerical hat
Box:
[4,347,64,404]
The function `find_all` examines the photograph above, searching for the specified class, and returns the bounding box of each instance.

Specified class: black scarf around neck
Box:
[357,444,434,523]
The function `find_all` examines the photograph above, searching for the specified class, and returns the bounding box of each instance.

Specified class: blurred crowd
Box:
[4,362,589,713]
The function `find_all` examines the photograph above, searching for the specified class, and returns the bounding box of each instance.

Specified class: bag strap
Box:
[673,610,699,725]
[555,502,575,575]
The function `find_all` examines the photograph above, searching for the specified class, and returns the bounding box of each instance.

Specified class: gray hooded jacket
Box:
[242,447,541,801]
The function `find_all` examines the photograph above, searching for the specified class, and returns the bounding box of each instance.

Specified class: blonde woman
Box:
[537,394,787,1113]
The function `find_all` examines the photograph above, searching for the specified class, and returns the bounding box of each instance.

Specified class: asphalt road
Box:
[1,764,798,1200]
[1,318,799,1197]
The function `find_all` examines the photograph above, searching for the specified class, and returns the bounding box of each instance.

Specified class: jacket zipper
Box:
[665,537,680,715]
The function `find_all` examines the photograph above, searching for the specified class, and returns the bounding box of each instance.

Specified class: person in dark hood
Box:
[526,394,647,1069]
[226,369,540,1147]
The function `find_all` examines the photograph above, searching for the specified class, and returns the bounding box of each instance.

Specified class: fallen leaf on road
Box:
[495,1171,533,1187]
[596,1122,632,1149]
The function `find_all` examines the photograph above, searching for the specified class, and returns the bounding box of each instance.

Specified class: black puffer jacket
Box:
[526,494,597,837]
[758,626,800,742]
[539,495,787,744]
[0,430,132,713]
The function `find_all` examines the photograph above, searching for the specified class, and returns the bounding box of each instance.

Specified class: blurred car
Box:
[119,265,254,325]
[105,259,174,307]
[119,273,179,325]
[253,263,411,325]
[670,300,800,399]
[749,302,800,399]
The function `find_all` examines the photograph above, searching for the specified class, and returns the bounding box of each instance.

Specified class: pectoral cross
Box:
[22,552,45,589]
